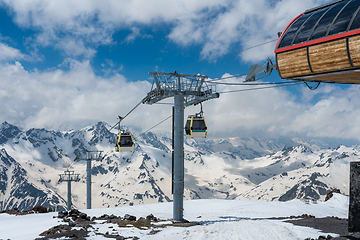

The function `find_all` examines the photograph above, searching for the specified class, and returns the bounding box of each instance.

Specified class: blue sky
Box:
[1,0,359,146]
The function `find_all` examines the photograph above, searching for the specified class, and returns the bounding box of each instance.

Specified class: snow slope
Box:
[0,193,348,240]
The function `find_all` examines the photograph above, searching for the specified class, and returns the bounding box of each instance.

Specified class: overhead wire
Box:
[88,97,145,147]
[139,115,172,136]
[68,38,297,165]
[209,80,299,86]
[175,39,278,72]
[135,83,306,137]
[206,72,294,85]
[206,73,247,82]
[218,82,303,94]
[65,96,146,170]
[63,38,305,206]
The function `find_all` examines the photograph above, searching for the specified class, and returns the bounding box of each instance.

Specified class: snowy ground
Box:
[0,193,348,240]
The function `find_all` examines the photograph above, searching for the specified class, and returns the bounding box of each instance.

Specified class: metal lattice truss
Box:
[143,72,220,106]
[59,170,80,182]
[74,150,104,162]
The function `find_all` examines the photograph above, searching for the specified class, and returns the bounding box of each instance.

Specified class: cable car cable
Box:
[139,115,172,136]
[88,97,145,148]
[205,72,299,86]
[154,102,173,105]
[67,35,306,158]
[303,81,321,90]
[209,80,299,86]
[135,83,304,137]
[206,73,247,82]
[175,39,278,72]
[217,82,303,94]
[67,97,145,168]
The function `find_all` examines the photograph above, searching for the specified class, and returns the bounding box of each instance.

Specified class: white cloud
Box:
[201,74,360,141]
[123,27,153,44]
[0,60,173,132]
[1,0,329,61]
[1,0,227,58]
[1,0,358,143]
[0,63,360,142]
[0,42,24,61]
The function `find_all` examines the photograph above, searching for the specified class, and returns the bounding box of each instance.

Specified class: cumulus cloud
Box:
[123,27,153,44]
[0,60,167,131]
[1,0,227,58]
[0,42,24,61]
[1,0,359,143]
[168,0,327,61]
[1,62,360,143]
[1,0,328,61]
[200,74,360,141]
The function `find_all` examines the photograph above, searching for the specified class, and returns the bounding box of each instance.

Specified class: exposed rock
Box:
[325,189,341,202]
[146,214,158,221]
[32,205,47,213]
[39,224,71,236]
[58,211,68,218]
[37,224,88,240]
[124,214,136,221]
[79,212,88,219]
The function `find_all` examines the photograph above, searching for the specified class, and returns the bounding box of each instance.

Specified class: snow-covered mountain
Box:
[236,144,359,201]
[0,121,358,212]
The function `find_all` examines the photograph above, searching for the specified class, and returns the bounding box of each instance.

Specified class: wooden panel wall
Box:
[349,35,360,67]
[276,36,360,83]
[277,48,311,78]
[308,39,350,73]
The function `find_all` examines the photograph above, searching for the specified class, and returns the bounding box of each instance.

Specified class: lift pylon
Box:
[74,150,103,209]
[143,71,220,222]
[58,170,80,210]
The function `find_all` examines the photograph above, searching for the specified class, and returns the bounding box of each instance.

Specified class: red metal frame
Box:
[275,14,303,49]
[275,28,360,54]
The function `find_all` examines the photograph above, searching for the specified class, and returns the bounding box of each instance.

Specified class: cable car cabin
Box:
[275,0,360,84]
[116,132,134,152]
[185,116,207,138]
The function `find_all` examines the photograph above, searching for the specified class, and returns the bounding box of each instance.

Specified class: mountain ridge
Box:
[0,121,357,211]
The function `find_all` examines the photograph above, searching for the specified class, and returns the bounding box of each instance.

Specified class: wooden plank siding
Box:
[277,48,311,78]
[308,39,351,73]
[276,36,360,83]
[349,35,360,67]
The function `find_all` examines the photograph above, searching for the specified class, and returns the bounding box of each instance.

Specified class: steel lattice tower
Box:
[143,71,219,221]
[74,150,103,209]
[58,170,80,210]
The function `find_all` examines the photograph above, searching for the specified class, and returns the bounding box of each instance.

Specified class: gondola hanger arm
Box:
[245,59,277,82]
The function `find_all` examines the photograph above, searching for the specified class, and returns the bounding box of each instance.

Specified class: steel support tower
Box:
[143,71,219,221]
[58,170,80,210]
[74,150,103,209]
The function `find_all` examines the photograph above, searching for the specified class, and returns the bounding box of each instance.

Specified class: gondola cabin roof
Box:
[274,0,360,84]
[275,0,360,52]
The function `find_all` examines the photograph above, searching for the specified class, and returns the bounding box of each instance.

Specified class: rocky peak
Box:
[0,121,21,145]
[294,144,313,154]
